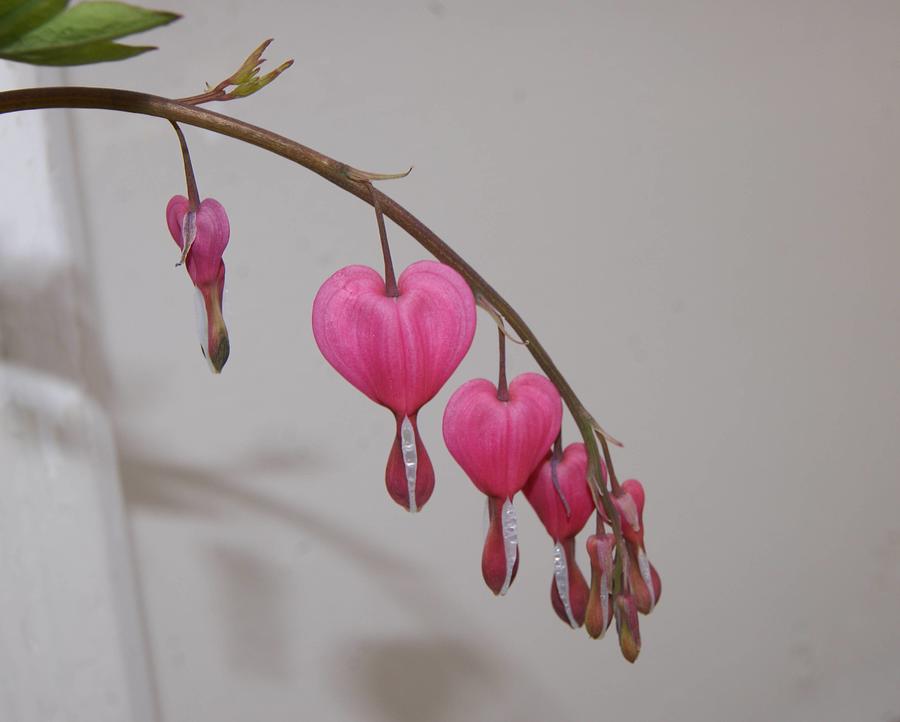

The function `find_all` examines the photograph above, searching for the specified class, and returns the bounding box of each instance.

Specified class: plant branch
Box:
[0,86,626,565]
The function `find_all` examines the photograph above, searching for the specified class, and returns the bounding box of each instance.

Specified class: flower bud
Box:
[625,541,661,614]
[615,593,641,663]
[612,478,646,547]
[585,533,615,638]
[166,195,231,372]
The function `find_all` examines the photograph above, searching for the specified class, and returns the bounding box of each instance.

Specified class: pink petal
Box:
[312,261,476,416]
[615,479,646,546]
[166,195,190,249]
[442,373,562,500]
[166,196,231,287]
[624,539,661,615]
[524,442,596,541]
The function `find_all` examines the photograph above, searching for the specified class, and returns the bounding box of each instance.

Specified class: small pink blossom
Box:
[166,195,230,373]
[524,442,596,627]
[443,373,562,594]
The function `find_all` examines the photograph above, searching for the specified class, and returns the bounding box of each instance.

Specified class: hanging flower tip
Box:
[167,195,231,373]
[207,328,230,374]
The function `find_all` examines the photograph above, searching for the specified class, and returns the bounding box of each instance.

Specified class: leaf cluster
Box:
[0,0,178,65]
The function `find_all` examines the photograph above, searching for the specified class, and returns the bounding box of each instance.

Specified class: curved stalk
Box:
[0,86,628,564]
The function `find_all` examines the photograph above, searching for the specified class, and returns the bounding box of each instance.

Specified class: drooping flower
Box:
[312,260,476,511]
[443,373,562,595]
[523,442,596,627]
[166,195,231,373]
[604,478,661,614]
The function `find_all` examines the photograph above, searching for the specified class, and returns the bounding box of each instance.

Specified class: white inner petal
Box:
[400,415,418,513]
[553,541,578,628]
[499,498,518,596]
[637,547,655,610]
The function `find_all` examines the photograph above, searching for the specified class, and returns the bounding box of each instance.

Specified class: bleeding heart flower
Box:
[312,260,476,511]
[166,195,230,373]
[524,442,597,627]
[443,373,562,595]
[603,478,661,614]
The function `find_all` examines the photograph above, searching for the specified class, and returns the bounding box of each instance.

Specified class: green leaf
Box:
[0,37,152,64]
[0,0,67,48]
[2,1,179,54]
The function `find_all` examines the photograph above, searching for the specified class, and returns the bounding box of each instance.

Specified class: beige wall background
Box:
[61,1,899,720]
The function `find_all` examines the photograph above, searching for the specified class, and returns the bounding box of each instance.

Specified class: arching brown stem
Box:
[0,86,629,574]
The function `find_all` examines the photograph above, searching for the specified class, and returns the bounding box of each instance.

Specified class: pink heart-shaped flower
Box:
[312,260,476,511]
[523,443,597,627]
[443,372,562,594]
[524,442,597,542]
[313,260,476,415]
[166,195,230,373]
[442,373,562,501]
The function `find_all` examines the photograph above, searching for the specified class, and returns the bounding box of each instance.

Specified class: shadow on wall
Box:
[116,440,565,721]
[334,635,565,722]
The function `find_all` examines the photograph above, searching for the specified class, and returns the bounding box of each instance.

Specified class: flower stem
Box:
[170,121,200,210]
[0,86,625,555]
[496,325,509,402]
[550,433,572,518]
[367,181,399,297]
[599,433,622,494]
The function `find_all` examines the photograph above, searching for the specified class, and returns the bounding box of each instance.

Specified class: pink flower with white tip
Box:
[443,373,562,595]
[604,478,662,615]
[524,442,597,628]
[166,195,231,373]
[312,260,476,511]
